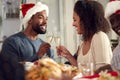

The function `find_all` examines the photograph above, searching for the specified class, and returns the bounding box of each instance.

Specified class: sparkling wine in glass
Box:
[54,32,62,63]
[54,36,61,46]
[54,32,61,46]
[46,32,53,43]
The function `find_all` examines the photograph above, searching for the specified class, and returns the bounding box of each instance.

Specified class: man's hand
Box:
[38,43,51,58]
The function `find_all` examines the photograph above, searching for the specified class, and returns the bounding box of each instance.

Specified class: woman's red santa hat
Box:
[21,2,49,29]
[105,0,120,19]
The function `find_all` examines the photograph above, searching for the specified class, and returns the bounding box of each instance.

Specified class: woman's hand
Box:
[38,42,51,57]
[56,46,71,59]
[56,46,77,66]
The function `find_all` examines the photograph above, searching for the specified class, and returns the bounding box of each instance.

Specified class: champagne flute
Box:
[43,32,54,58]
[53,32,62,63]
[54,32,61,46]
[46,32,53,44]
[54,36,60,46]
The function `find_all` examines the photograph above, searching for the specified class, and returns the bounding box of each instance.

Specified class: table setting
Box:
[22,57,120,80]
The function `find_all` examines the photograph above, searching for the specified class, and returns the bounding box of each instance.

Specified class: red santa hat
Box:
[21,3,35,17]
[21,2,49,29]
[105,1,120,19]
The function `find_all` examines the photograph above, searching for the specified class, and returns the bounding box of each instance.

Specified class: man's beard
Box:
[32,23,47,34]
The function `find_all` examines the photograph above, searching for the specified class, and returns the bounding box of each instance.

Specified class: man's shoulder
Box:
[4,32,25,43]
[10,32,24,38]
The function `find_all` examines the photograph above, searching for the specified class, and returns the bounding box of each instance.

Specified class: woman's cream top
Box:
[77,31,113,69]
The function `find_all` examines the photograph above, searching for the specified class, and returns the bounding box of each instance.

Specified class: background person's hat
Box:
[105,1,120,19]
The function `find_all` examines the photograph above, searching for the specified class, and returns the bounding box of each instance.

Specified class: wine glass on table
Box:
[78,62,94,77]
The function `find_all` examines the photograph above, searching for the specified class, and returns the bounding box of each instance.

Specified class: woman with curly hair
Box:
[56,0,113,71]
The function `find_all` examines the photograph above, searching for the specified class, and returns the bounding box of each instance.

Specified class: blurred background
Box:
[0,0,119,63]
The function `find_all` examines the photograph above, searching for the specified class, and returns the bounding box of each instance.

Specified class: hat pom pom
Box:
[105,1,120,19]
[36,2,42,6]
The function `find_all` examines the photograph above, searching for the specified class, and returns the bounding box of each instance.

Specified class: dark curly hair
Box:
[74,0,110,41]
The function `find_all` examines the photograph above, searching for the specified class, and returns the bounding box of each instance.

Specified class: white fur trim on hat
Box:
[105,1,120,19]
[22,2,49,29]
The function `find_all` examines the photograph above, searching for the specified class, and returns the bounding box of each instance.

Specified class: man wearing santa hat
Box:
[0,2,54,62]
[105,0,120,72]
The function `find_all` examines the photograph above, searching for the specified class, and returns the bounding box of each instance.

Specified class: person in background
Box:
[105,0,120,73]
[1,2,54,62]
[56,0,113,72]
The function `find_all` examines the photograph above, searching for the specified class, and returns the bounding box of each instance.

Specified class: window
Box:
[2,0,20,19]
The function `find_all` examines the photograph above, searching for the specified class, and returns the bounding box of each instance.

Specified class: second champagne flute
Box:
[54,32,61,46]
[46,32,53,44]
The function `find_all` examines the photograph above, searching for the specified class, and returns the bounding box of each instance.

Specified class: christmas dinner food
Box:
[23,58,120,80]
[25,58,81,80]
